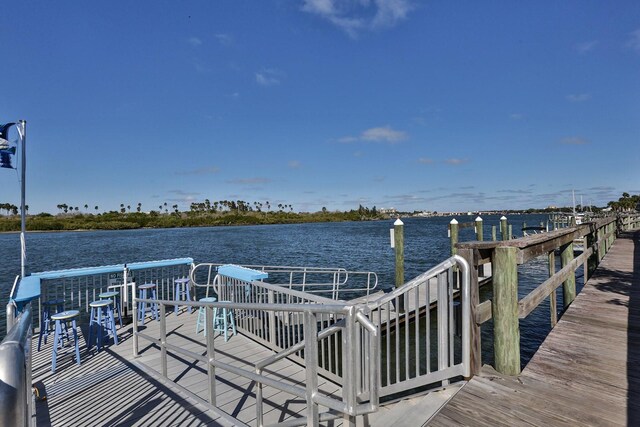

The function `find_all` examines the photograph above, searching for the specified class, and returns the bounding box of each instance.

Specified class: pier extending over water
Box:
[432,229,640,426]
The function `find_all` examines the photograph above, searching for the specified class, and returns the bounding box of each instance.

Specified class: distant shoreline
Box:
[0,210,388,233]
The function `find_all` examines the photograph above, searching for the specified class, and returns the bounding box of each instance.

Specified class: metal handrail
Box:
[6,275,20,332]
[190,263,378,301]
[0,303,33,427]
[135,256,469,424]
[133,296,377,425]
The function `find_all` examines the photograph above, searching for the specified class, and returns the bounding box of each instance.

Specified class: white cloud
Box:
[560,136,589,145]
[418,157,433,164]
[301,0,413,38]
[566,93,591,102]
[445,158,467,165]
[339,125,408,144]
[187,37,202,47]
[576,40,597,54]
[255,69,283,86]
[627,29,640,52]
[371,0,412,29]
[509,113,524,120]
[288,160,301,169]
[215,33,233,46]
[362,126,407,142]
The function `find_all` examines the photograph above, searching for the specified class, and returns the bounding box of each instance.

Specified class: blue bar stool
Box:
[174,277,192,314]
[38,299,65,351]
[137,283,159,322]
[87,299,118,352]
[195,296,217,335]
[51,310,81,373]
[213,304,236,341]
[98,291,123,327]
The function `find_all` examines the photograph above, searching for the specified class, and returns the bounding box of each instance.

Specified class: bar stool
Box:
[51,310,81,373]
[213,304,236,341]
[38,299,65,351]
[195,296,217,335]
[87,299,118,352]
[98,290,123,327]
[137,283,159,322]
[174,277,192,314]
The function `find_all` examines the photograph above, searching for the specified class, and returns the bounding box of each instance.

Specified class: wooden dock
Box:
[430,230,640,426]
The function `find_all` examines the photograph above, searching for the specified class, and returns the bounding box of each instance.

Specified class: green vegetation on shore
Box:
[0,205,384,232]
[0,192,637,233]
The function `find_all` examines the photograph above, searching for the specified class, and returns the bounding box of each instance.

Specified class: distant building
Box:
[379,207,398,215]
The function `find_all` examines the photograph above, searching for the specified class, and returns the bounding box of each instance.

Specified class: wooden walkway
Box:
[431,230,640,426]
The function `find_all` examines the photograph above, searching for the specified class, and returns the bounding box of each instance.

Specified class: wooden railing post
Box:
[560,241,576,308]
[459,248,481,376]
[548,250,557,327]
[597,223,604,263]
[492,225,497,241]
[587,225,597,277]
[492,246,520,375]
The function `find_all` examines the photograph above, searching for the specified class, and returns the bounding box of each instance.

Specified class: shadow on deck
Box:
[32,308,342,426]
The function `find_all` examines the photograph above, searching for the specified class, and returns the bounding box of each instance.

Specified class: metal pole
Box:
[19,120,27,278]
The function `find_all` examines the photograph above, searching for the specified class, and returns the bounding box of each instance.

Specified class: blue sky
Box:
[1,1,639,214]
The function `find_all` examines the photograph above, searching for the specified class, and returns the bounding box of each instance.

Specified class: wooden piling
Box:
[475,216,483,241]
[492,225,497,241]
[449,218,459,256]
[492,246,520,375]
[394,218,404,289]
[500,216,508,241]
[475,217,484,277]
[459,248,481,376]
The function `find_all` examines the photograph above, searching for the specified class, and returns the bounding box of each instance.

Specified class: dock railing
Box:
[11,259,193,333]
[0,303,33,427]
[456,216,627,376]
[191,263,378,301]
[134,291,380,426]
[134,256,470,425]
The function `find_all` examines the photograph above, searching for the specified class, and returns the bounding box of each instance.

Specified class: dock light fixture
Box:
[1,120,27,278]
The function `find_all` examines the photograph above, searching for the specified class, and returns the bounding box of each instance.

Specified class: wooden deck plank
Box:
[432,230,640,426]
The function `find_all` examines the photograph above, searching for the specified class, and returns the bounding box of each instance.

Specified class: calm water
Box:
[0,214,575,366]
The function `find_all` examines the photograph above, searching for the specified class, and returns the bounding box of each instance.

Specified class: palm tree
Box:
[137,202,142,213]
[94,205,99,213]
